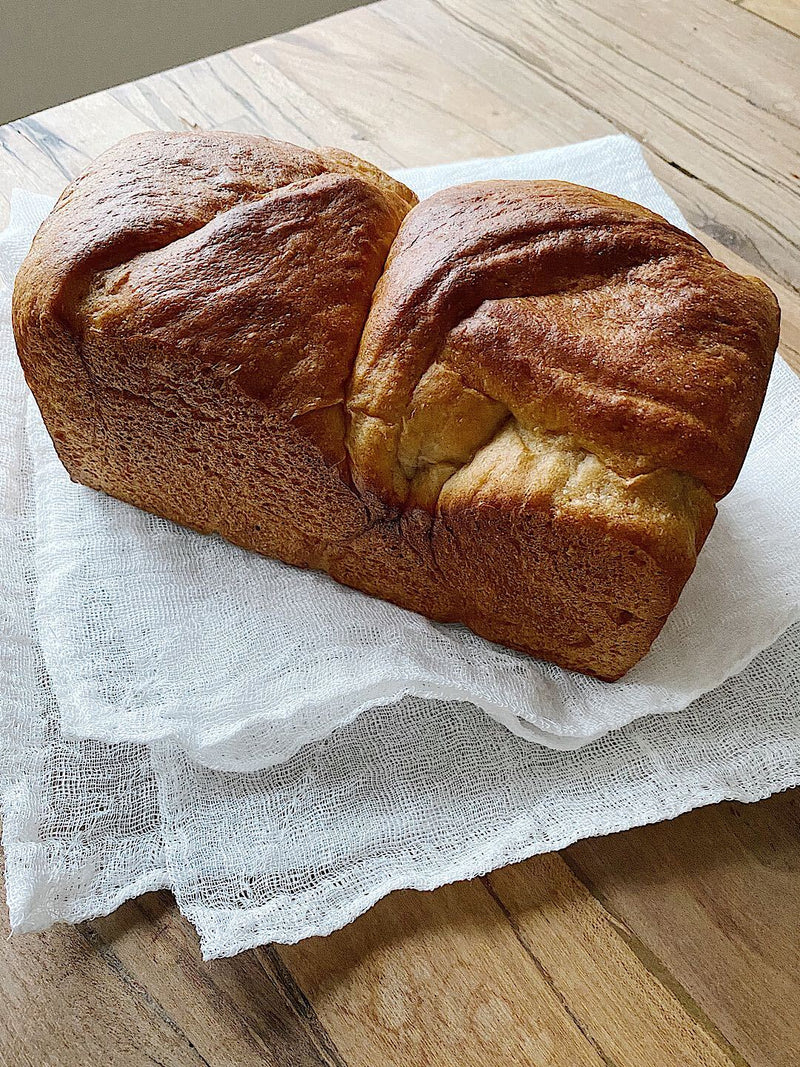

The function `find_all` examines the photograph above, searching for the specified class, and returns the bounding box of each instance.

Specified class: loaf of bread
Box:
[12,131,780,679]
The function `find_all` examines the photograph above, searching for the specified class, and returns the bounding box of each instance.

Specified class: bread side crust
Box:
[12,139,779,679]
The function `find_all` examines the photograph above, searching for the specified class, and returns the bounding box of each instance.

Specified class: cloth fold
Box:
[2,135,799,958]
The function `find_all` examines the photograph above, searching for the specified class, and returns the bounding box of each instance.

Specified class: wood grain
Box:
[276,862,741,1067]
[423,0,800,291]
[277,791,800,1067]
[280,880,612,1067]
[484,857,743,1067]
[88,892,344,1067]
[0,865,208,1067]
[4,793,800,1064]
[566,792,800,1067]
[1,0,799,1064]
[739,0,800,34]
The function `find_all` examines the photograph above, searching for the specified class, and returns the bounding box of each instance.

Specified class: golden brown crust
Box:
[14,131,416,472]
[347,180,779,503]
[12,130,417,581]
[12,138,779,680]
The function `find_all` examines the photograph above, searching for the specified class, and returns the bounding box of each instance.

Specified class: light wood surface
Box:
[1,1,799,1064]
[739,0,800,34]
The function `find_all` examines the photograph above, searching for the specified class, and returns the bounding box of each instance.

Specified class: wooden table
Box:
[2,1,799,1064]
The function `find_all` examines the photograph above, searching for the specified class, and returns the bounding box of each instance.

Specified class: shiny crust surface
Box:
[12,136,780,678]
[348,180,779,504]
[14,131,417,469]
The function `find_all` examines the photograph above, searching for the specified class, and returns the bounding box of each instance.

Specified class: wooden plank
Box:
[278,879,611,1067]
[209,0,800,369]
[740,0,800,35]
[565,790,800,1067]
[242,4,599,164]
[399,0,800,293]
[485,855,744,1066]
[0,866,207,1067]
[247,0,800,347]
[88,891,344,1067]
[1,0,797,298]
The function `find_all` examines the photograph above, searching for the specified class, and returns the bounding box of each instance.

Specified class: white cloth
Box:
[16,134,800,766]
[1,135,799,959]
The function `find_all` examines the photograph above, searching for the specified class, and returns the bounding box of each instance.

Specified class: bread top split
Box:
[13,131,417,475]
[14,132,779,553]
[349,180,779,508]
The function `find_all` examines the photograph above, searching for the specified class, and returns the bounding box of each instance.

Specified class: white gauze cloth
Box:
[11,136,800,768]
[1,135,800,958]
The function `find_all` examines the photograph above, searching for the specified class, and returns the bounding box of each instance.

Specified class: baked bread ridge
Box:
[13,134,780,679]
[348,179,779,504]
[342,178,777,677]
[13,131,418,570]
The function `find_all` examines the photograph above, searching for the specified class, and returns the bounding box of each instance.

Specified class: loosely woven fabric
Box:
[1,135,799,959]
